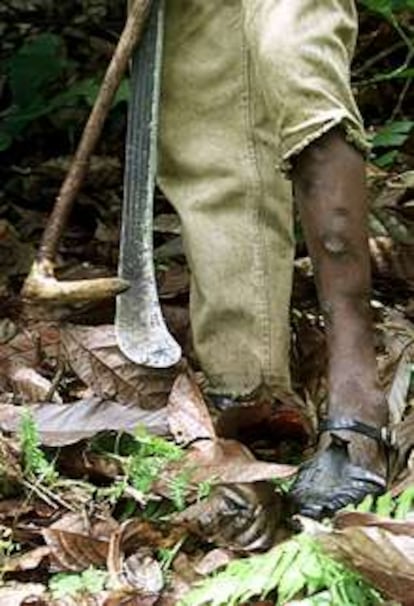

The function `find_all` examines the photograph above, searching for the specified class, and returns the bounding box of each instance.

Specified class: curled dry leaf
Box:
[122,549,163,595]
[370,237,414,287]
[107,518,183,578]
[167,373,216,444]
[0,323,61,373]
[389,411,414,484]
[61,325,180,409]
[167,438,297,487]
[315,512,414,606]
[3,546,51,573]
[173,483,283,552]
[377,308,414,426]
[106,521,168,603]
[0,582,46,606]
[193,549,233,576]
[0,433,22,496]
[0,397,169,446]
[42,512,118,572]
[8,364,62,404]
[386,350,412,425]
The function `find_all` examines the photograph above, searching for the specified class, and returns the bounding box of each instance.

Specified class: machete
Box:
[116,0,182,368]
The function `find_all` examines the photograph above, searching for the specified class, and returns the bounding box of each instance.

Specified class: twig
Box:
[353,41,404,78]
[45,360,65,402]
[390,77,412,121]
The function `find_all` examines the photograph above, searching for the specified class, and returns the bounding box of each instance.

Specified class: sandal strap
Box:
[319,418,393,448]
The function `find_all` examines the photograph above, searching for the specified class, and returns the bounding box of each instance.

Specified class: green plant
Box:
[181,487,414,606]
[49,568,108,599]
[358,0,414,82]
[196,478,215,502]
[126,427,184,494]
[157,537,186,572]
[18,408,58,485]
[370,120,414,167]
[168,467,194,511]
[179,533,382,606]
[354,485,414,518]
[0,33,129,151]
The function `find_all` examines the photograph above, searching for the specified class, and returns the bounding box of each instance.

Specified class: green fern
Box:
[18,408,58,485]
[179,534,383,606]
[353,485,414,518]
[181,486,414,606]
[126,427,183,495]
[49,568,107,599]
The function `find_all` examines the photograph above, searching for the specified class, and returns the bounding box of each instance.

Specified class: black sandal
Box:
[290,418,394,520]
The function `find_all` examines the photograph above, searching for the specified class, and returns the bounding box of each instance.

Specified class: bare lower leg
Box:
[292,127,387,473]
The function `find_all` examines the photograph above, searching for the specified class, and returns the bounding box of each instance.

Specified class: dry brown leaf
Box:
[9,364,62,404]
[370,237,414,287]
[4,546,51,573]
[0,397,169,446]
[0,582,46,606]
[157,554,200,606]
[153,214,181,235]
[0,433,22,495]
[0,323,61,371]
[315,513,414,606]
[103,589,160,606]
[386,350,412,424]
[0,318,18,344]
[0,220,35,282]
[158,263,189,299]
[167,373,216,444]
[61,325,180,409]
[107,518,183,577]
[121,549,163,594]
[43,512,118,572]
[170,438,297,486]
[377,309,414,426]
[193,548,233,576]
[173,483,283,552]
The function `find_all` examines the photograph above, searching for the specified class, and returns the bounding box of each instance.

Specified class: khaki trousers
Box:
[158,0,367,397]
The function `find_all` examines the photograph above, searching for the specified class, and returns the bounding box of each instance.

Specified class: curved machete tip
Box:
[116,325,182,368]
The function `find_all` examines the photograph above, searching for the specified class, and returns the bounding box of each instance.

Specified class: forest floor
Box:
[0,2,413,605]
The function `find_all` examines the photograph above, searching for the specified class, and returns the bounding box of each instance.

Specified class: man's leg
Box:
[243,0,388,515]
[291,129,388,516]
[158,0,294,398]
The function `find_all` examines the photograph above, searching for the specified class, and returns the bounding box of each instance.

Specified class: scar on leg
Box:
[320,210,353,258]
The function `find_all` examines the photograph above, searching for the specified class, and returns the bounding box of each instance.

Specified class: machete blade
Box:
[116,0,181,368]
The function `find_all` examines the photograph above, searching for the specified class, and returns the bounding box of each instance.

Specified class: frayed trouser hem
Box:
[279,115,370,173]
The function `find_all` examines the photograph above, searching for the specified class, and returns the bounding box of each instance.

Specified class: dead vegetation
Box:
[0,1,413,604]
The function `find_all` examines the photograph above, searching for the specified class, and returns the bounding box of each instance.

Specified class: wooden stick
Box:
[22,0,152,302]
[39,0,152,262]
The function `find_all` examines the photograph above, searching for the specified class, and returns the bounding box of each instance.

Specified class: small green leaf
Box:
[373,149,399,168]
[8,33,68,108]
[372,120,414,149]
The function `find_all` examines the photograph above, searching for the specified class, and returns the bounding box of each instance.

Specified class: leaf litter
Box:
[0,2,413,605]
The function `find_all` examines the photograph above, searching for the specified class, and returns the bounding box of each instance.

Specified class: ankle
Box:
[327,383,388,428]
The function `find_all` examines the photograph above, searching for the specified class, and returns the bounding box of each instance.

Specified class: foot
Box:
[208,393,314,459]
[290,390,389,519]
